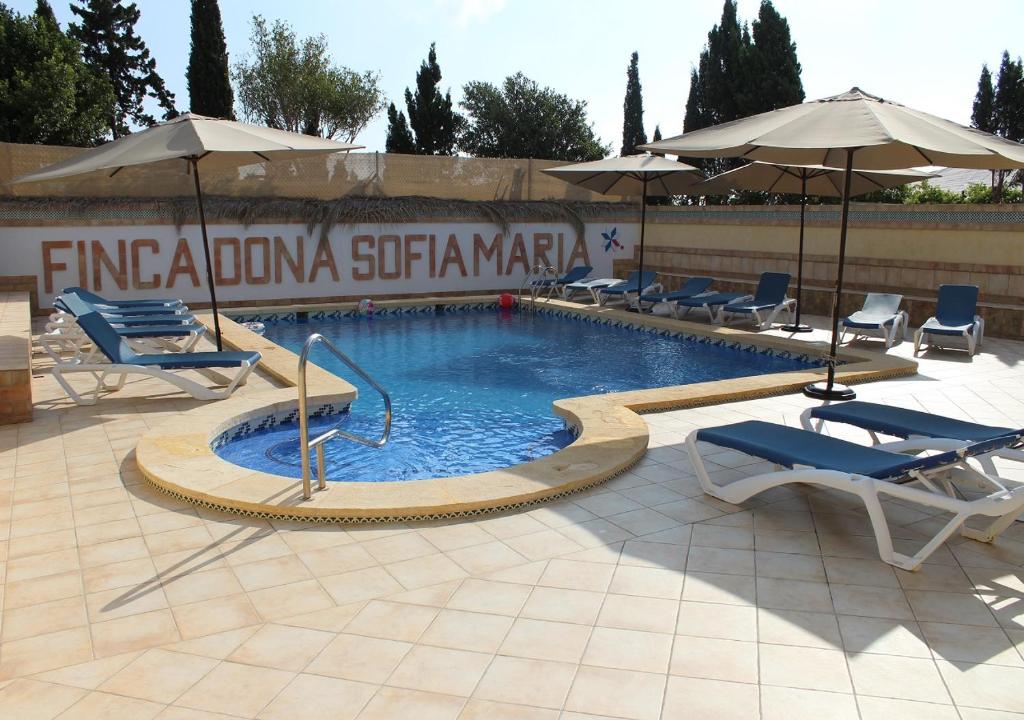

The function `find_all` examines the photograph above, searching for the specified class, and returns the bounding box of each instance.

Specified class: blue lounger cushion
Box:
[105,314,198,326]
[920,319,975,336]
[677,292,746,308]
[810,401,1019,442]
[695,420,965,480]
[722,301,778,314]
[844,316,898,329]
[65,287,183,308]
[641,277,713,303]
[602,270,658,295]
[531,266,593,286]
[116,324,206,338]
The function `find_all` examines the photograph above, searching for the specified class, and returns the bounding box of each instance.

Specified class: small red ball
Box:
[498,293,515,309]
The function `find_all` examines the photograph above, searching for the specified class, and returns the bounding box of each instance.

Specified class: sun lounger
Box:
[564,277,621,302]
[51,296,259,405]
[63,286,185,310]
[41,319,208,362]
[719,272,794,329]
[596,270,659,306]
[674,292,748,323]
[687,419,1024,570]
[914,284,984,356]
[529,266,594,298]
[637,276,714,313]
[841,293,907,349]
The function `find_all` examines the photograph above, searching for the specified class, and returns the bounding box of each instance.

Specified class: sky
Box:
[11,0,1024,153]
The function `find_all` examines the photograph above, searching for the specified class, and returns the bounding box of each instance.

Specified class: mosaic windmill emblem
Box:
[601,227,623,252]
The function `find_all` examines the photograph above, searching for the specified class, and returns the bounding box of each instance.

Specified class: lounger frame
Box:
[914,316,985,355]
[841,310,908,349]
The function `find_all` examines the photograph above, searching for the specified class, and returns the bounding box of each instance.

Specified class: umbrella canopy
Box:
[13,114,362,350]
[542,155,703,301]
[641,88,1024,400]
[698,162,936,334]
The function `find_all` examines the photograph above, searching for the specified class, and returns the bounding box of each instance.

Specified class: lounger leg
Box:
[913,328,924,354]
[962,505,1024,543]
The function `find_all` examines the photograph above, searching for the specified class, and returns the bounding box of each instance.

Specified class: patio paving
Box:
[2,315,1024,718]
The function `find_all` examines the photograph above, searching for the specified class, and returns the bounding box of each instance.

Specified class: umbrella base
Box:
[781,323,814,333]
[803,381,856,401]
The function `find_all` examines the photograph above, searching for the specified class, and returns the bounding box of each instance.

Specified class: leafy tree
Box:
[403,43,461,155]
[69,0,176,138]
[233,15,385,141]
[645,125,673,205]
[621,51,646,156]
[459,72,609,161]
[385,102,415,153]
[34,0,57,25]
[972,64,996,133]
[746,0,803,112]
[989,51,1024,201]
[0,4,114,145]
[963,181,1022,203]
[187,0,233,118]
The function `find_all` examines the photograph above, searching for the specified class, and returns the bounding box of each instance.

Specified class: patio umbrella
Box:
[642,87,1024,399]
[698,162,937,333]
[12,113,361,350]
[542,154,704,301]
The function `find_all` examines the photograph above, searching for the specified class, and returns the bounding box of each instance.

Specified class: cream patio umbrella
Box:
[542,155,704,302]
[12,113,362,350]
[699,162,937,333]
[642,88,1024,399]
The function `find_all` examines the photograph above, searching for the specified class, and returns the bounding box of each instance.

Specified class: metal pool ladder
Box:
[518,263,558,312]
[297,333,392,500]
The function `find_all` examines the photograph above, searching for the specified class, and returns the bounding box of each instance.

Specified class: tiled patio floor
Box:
[2,316,1024,719]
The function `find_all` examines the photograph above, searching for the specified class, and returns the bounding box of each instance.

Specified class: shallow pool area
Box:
[213,305,818,482]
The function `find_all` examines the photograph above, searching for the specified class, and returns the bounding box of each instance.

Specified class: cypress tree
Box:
[69,0,176,138]
[971,64,996,133]
[385,102,415,154]
[404,43,461,155]
[647,125,672,205]
[34,0,57,25]
[621,51,647,156]
[187,0,234,118]
[745,0,803,113]
[994,51,1024,142]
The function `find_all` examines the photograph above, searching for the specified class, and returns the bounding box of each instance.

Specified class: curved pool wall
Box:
[135,297,919,523]
[212,303,822,483]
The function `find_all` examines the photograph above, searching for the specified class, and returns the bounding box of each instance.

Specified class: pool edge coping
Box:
[135,296,917,522]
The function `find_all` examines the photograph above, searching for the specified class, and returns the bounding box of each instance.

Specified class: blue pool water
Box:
[215,308,815,482]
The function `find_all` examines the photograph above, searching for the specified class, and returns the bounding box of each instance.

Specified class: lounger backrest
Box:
[69,308,141,365]
[561,266,593,283]
[680,276,713,295]
[862,293,903,317]
[62,287,107,306]
[623,270,657,291]
[935,284,979,327]
[753,272,790,304]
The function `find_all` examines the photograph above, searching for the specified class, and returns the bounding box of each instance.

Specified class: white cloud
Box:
[440,0,507,28]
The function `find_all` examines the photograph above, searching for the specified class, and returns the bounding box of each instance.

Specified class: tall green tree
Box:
[621,51,647,156]
[187,0,233,118]
[971,64,997,133]
[459,72,609,161]
[746,0,803,112]
[385,102,415,153]
[991,51,1024,201]
[403,43,461,155]
[69,0,176,138]
[0,4,114,145]
[34,0,57,25]
[233,15,384,141]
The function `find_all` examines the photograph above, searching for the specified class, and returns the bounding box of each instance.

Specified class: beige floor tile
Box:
[538,559,614,592]
[417,523,493,552]
[162,626,260,660]
[756,576,834,613]
[296,543,377,577]
[583,626,673,673]
[82,558,160,597]
[386,553,468,590]
[277,527,353,554]
[837,615,930,657]
[343,600,438,642]
[444,541,528,575]
[473,656,576,709]
[246,579,334,621]
[687,546,755,576]
[33,651,142,690]
[87,583,170,623]
[670,635,758,683]
[4,570,82,609]
[936,660,1024,713]
[1,595,88,642]
[56,690,164,720]
[822,556,901,588]
[318,566,403,605]
[661,676,760,720]
[258,673,376,720]
[419,609,514,653]
[691,523,754,550]
[0,678,86,720]
[75,518,142,547]
[99,649,217,704]
[232,554,313,592]
[675,600,756,641]
[228,624,334,671]
[520,586,605,626]
[502,529,584,561]
[755,528,821,555]
[617,539,687,570]
[0,627,94,678]
[829,584,915,620]
[896,563,974,593]
[7,528,77,561]
[159,568,243,607]
[91,609,181,658]
[758,644,851,693]
[760,685,858,720]
[276,603,364,633]
[362,532,437,564]
[446,579,532,616]
[388,645,491,696]
[176,662,295,717]
[906,590,1000,626]
[457,698,558,719]
[499,618,591,663]
[847,652,950,702]
[143,526,215,556]
[387,580,462,608]
[564,665,666,720]
[5,547,80,583]
[357,687,465,720]
[305,633,411,683]
[757,608,842,650]
[856,696,959,720]
[595,593,678,634]
[756,551,827,582]
[921,621,1023,666]
[170,594,261,640]
[608,565,684,599]
[681,571,756,606]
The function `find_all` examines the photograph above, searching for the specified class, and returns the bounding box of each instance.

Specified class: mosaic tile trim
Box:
[210,402,347,451]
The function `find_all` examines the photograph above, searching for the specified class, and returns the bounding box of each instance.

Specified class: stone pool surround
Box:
[135,296,917,522]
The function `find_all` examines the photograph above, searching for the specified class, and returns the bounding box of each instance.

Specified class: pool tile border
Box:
[135,296,917,522]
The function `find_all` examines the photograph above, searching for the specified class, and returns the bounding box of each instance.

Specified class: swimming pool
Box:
[213,306,818,482]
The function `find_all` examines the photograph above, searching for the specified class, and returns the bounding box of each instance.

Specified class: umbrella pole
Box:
[191,159,224,352]
[804,151,856,401]
[782,173,813,333]
[633,178,648,312]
